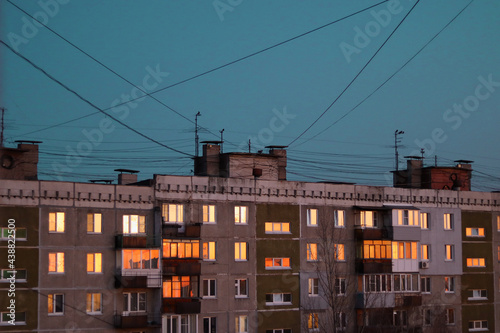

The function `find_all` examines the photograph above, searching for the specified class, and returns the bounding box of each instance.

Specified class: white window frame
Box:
[444,213,454,230]
[307,243,318,261]
[48,293,64,315]
[265,222,290,234]
[163,204,184,223]
[421,212,430,229]
[235,279,248,298]
[445,244,454,261]
[49,212,65,233]
[421,276,431,293]
[0,311,26,325]
[359,211,378,228]
[122,215,146,234]
[444,276,455,293]
[234,242,248,261]
[1,227,27,240]
[202,205,216,224]
[87,253,102,273]
[335,311,347,331]
[265,257,291,270]
[86,293,102,314]
[203,242,216,261]
[48,252,64,273]
[334,210,345,228]
[307,208,318,227]
[265,293,292,305]
[446,308,455,325]
[468,289,487,300]
[234,206,248,224]
[469,320,488,331]
[308,278,319,297]
[308,313,319,331]
[0,269,27,282]
[334,244,345,261]
[123,292,146,313]
[421,244,430,261]
[235,315,248,333]
[87,213,102,234]
[335,277,346,296]
[466,227,485,237]
[203,279,216,298]
[203,316,217,333]
[467,258,486,267]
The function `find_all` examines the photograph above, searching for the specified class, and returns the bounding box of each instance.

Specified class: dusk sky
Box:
[1,0,499,190]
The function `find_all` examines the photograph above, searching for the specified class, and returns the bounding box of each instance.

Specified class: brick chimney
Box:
[0,141,40,180]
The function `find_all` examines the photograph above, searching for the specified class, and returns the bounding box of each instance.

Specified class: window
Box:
[446,308,455,325]
[393,274,419,292]
[203,242,216,261]
[235,279,248,298]
[86,293,102,314]
[266,330,291,333]
[203,279,216,298]
[469,320,488,331]
[393,310,407,327]
[265,257,291,269]
[466,227,485,237]
[444,213,454,230]
[1,227,27,240]
[335,312,347,331]
[421,277,431,293]
[122,249,159,269]
[468,289,487,300]
[87,213,102,233]
[334,210,345,227]
[392,241,418,259]
[308,278,319,296]
[421,245,430,261]
[163,239,200,259]
[335,278,346,295]
[467,258,486,267]
[265,293,292,305]
[397,209,419,226]
[307,208,318,226]
[359,211,378,228]
[445,245,454,261]
[49,212,65,232]
[48,252,64,273]
[203,317,217,333]
[421,213,430,229]
[234,206,248,224]
[234,242,248,261]
[498,246,500,262]
[265,222,290,233]
[123,292,146,312]
[1,269,27,282]
[123,215,145,234]
[163,276,198,298]
[364,274,393,293]
[235,315,248,333]
[307,243,318,261]
[361,240,392,259]
[87,253,102,273]
[48,294,64,314]
[444,277,455,293]
[423,309,431,326]
[308,313,319,331]
[1,312,26,325]
[162,204,184,223]
[334,244,345,261]
[202,205,216,223]
[497,216,500,231]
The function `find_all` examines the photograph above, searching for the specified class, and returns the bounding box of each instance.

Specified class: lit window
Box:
[334,244,345,261]
[162,204,184,223]
[468,289,487,300]
[421,245,430,260]
[0,312,25,325]
[123,292,146,312]
[48,294,64,314]
[235,315,248,333]
[235,279,248,298]
[362,240,392,259]
[163,276,198,298]
[335,278,346,295]
[87,253,102,273]
[204,317,217,333]
[234,242,248,261]
[308,278,319,296]
[467,258,486,267]
[86,293,102,314]
[466,228,485,237]
[391,241,417,259]
[122,249,159,269]
[265,293,292,305]
[163,240,200,259]
[397,209,420,226]
[87,213,102,233]
[359,211,378,228]
[0,269,27,282]
[49,212,65,233]
[307,209,318,226]
[497,216,500,231]
[265,222,290,233]
[203,205,216,223]
[1,227,27,240]
[234,206,248,224]
[334,210,345,227]
[203,242,216,261]
[421,277,431,293]
[445,245,454,261]
[307,243,318,261]
[421,213,430,229]
[446,308,455,325]
[265,257,291,269]
[469,320,488,331]
[203,279,216,298]
[48,252,64,273]
[308,313,319,331]
[444,277,455,293]
[122,215,146,234]
[335,312,347,331]
[444,213,454,230]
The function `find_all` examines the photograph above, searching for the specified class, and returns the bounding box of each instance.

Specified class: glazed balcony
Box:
[115,234,161,248]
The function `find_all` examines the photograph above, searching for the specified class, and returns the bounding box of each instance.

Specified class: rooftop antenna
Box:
[420,148,425,161]
[394,130,404,171]
[248,139,251,153]
[0,107,5,147]
[220,129,224,153]
[195,112,201,157]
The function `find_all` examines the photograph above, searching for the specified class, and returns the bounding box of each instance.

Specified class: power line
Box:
[0,39,193,157]
[292,0,475,148]
[288,0,421,147]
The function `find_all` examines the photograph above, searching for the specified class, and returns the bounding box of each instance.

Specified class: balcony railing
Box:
[115,270,162,288]
[115,234,161,248]
[114,313,162,328]
[162,260,201,276]
[355,259,393,274]
[162,224,201,238]
[162,298,201,314]
[354,227,391,240]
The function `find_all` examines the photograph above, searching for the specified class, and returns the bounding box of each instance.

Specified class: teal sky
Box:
[1,0,499,190]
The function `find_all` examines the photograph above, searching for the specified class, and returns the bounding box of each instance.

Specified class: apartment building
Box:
[0,142,499,332]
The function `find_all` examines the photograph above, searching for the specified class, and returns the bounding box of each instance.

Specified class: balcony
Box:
[355,259,392,274]
[115,270,162,288]
[114,313,162,328]
[354,227,391,240]
[115,234,161,248]
[162,298,201,314]
[162,223,201,238]
[162,260,201,276]
[395,294,422,307]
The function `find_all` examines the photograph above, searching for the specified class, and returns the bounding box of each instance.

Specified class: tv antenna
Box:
[394,130,404,171]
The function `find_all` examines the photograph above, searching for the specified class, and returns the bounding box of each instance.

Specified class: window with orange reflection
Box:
[362,240,392,259]
[265,257,290,269]
[122,249,159,269]
[163,276,198,298]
